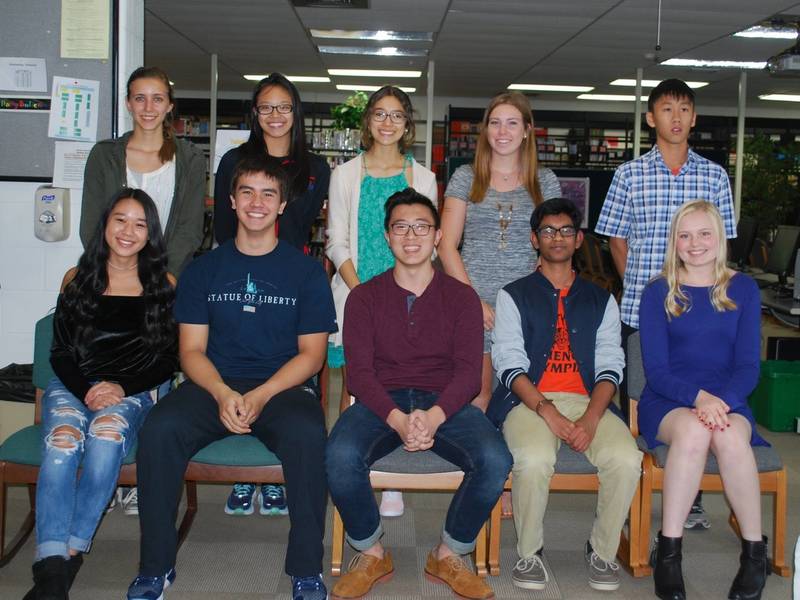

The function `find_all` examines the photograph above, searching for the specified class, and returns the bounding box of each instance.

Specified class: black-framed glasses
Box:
[371,109,407,124]
[254,103,293,116]
[537,225,577,239]
[390,222,433,236]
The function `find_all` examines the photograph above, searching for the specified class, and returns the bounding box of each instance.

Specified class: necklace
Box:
[107,260,138,271]
[492,168,519,184]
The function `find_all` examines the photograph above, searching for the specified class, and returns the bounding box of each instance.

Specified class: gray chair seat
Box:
[636,436,783,474]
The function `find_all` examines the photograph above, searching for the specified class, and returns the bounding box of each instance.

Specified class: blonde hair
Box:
[661,200,736,317]
[469,91,543,205]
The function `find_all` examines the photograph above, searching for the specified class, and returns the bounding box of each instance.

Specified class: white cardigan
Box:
[325,153,438,346]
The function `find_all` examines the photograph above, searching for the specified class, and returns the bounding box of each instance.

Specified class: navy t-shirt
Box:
[175,239,337,380]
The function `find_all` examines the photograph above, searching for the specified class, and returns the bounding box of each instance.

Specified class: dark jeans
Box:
[136,379,328,577]
[326,389,512,555]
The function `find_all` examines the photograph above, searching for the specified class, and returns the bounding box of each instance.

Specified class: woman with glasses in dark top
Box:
[213,73,331,519]
[325,85,437,518]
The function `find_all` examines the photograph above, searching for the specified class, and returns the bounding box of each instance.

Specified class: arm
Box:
[438,196,471,286]
[324,162,360,289]
[49,295,93,402]
[569,380,616,452]
[302,158,331,243]
[80,144,111,248]
[213,149,238,245]
[718,279,761,410]
[714,168,737,239]
[638,282,701,406]
[166,143,207,276]
[594,167,632,277]
[608,237,628,278]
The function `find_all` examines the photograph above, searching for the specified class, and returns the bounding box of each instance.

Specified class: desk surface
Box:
[761,288,800,316]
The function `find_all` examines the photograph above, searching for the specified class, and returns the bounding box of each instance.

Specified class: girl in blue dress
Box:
[639,200,767,600]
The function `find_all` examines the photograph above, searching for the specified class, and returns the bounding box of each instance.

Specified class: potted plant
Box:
[330,90,368,130]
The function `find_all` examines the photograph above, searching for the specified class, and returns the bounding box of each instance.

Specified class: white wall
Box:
[0,182,83,367]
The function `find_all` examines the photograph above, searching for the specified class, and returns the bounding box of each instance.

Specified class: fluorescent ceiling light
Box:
[759,94,800,102]
[734,26,797,39]
[508,83,594,92]
[577,94,648,101]
[243,75,331,82]
[310,29,432,42]
[610,78,708,88]
[329,68,421,78]
[336,84,416,93]
[661,58,766,69]
[318,45,428,57]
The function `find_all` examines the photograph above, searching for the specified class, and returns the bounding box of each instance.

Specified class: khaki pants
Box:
[503,392,642,563]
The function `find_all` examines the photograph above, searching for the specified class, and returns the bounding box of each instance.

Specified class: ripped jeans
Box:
[35,377,154,560]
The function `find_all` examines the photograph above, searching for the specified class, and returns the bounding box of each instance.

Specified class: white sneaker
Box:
[120,487,139,516]
[378,490,404,517]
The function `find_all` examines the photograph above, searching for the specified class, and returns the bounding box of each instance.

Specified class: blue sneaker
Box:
[292,574,327,600]
[224,483,256,515]
[126,568,176,600]
[259,484,289,515]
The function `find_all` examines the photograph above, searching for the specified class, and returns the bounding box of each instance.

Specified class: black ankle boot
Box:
[26,556,69,600]
[728,536,769,600]
[65,553,83,589]
[652,531,686,600]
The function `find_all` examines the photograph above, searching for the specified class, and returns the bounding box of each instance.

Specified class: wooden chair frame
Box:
[487,401,646,577]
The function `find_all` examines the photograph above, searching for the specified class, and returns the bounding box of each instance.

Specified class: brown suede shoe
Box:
[424,550,495,600]
[332,551,394,599]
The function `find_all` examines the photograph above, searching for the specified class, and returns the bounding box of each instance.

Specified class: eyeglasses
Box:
[254,103,293,115]
[536,225,578,239]
[371,109,407,124]
[390,222,433,236]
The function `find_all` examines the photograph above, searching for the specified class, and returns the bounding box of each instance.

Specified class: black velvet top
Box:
[50,295,178,401]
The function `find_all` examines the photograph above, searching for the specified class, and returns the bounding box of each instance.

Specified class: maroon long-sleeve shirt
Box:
[343,268,483,422]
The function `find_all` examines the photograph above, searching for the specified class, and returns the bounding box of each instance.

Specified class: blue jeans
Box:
[35,377,155,560]
[326,389,512,554]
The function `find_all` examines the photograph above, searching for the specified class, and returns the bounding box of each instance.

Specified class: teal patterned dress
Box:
[327,155,412,368]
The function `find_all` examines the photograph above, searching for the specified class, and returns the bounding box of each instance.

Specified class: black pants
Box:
[136,379,328,577]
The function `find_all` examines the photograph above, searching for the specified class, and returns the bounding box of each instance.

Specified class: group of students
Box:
[22,67,770,600]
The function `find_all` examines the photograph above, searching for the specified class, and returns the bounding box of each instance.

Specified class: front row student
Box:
[488,197,642,593]
[127,155,337,600]
[639,201,768,600]
[327,188,512,600]
[26,189,177,599]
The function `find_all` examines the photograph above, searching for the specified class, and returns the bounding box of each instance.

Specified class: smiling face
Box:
[126,77,173,133]
[368,94,407,149]
[486,103,529,158]
[675,208,719,271]
[255,85,295,144]
[105,197,148,260]
[531,212,582,266]
[385,203,441,267]
[230,171,286,235]
[646,94,696,146]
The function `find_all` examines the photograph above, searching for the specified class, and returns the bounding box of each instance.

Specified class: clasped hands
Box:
[84,381,125,411]
[387,406,446,452]
[692,389,730,431]
[216,385,268,434]
[538,400,598,453]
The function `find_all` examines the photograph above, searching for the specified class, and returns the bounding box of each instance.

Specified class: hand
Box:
[568,413,600,453]
[693,390,730,431]
[240,390,270,425]
[215,386,251,434]
[480,300,495,331]
[538,401,575,442]
[85,381,124,410]
[408,407,446,451]
[386,409,419,451]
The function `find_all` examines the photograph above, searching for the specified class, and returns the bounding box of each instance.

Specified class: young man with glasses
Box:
[488,197,642,593]
[326,188,511,600]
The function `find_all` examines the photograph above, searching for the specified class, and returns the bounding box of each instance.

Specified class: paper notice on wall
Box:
[214,129,250,173]
[61,0,110,60]
[53,141,93,188]
[0,57,47,92]
[48,76,100,142]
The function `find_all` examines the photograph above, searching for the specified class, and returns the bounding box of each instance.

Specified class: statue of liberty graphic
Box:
[245,273,258,294]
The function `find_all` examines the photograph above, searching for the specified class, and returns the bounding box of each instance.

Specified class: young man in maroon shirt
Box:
[326,188,512,600]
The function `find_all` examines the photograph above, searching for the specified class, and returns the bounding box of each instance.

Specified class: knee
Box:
[474,438,513,485]
[510,445,556,480]
[89,414,128,443]
[45,424,83,452]
[669,419,712,457]
[325,433,365,480]
[710,428,752,459]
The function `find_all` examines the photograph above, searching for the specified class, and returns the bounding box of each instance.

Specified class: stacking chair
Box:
[627,332,790,576]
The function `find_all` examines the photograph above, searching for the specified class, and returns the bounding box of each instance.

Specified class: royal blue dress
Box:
[638,273,767,448]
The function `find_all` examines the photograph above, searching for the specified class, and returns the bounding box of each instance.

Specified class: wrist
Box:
[535,398,553,416]
[428,405,446,427]
[211,381,232,403]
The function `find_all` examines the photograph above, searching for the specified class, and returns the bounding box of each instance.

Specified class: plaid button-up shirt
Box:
[595,146,735,328]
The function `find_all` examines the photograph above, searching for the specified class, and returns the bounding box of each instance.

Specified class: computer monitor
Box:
[729,217,757,269]
[765,225,800,285]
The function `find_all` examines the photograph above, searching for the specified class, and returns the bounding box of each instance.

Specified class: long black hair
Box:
[61,188,176,353]
[242,72,310,199]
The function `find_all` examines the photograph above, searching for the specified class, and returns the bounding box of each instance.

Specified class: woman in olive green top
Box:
[81,66,206,277]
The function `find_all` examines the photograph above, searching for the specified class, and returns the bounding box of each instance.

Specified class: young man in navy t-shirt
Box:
[127,155,336,600]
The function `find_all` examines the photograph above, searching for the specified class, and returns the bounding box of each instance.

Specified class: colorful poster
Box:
[47,76,100,142]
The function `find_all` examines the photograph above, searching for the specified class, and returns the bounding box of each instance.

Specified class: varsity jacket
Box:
[487,269,624,426]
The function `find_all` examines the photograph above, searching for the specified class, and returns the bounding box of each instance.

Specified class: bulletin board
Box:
[0,1,113,179]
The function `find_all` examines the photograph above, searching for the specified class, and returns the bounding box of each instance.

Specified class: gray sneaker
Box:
[584,542,620,591]
[512,553,548,590]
